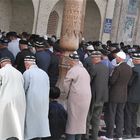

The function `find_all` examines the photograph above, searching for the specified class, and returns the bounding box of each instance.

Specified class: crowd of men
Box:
[0,30,140,140]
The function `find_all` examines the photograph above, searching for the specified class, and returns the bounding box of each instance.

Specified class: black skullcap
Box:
[69,51,79,60]
[21,32,29,38]
[111,48,120,53]
[0,37,9,46]
[133,45,140,49]
[132,53,140,59]
[24,55,36,62]
[0,57,11,63]
[100,49,110,56]
[120,42,124,46]
[128,48,136,53]
[106,40,112,45]
[102,44,107,50]
[91,51,102,57]
[110,43,119,48]
[19,39,28,45]
[47,37,55,46]
[34,37,45,48]
[92,41,102,48]
[49,87,60,99]
[29,34,40,42]
[8,31,17,37]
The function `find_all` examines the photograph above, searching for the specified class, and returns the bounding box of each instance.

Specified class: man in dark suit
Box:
[85,51,109,140]
[34,37,51,74]
[0,37,15,65]
[15,40,34,73]
[106,51,132,140]
[124,53,140,138]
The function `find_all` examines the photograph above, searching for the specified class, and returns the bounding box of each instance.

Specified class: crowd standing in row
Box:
[0,30,140,140]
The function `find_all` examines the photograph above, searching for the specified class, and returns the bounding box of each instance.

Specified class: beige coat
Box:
[64,63,91,134]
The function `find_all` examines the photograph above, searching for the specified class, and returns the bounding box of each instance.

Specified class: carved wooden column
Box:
[56,0,87,107]
[60,0,85,51]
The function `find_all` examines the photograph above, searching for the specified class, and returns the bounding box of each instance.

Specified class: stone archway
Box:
[84,0,101,41]
[10,0,34,33]
[48,0,64,38]
[48,0,101,40]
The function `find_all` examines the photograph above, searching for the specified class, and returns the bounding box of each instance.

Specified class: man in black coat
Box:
[15,40,34,73]
[124,53,140,138]
[106,51,132,140]
[84,51,109,140]
[0,38,15,65]
[34,37,51,74]
[47,38,60,87]
[48,87,67,140]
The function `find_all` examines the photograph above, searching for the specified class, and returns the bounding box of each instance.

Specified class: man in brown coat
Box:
[106,51,132,140]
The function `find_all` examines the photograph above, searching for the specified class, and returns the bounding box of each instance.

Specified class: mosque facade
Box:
[0,0,140,45]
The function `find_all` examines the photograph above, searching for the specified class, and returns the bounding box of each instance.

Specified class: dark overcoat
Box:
[128,64,140,103]
[88,62,109,103]
[109,62,132,103]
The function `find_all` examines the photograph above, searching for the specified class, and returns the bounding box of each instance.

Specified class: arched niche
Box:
[10,0,34,33]
[48,0,64,38]
[49,0,101,40]
[47,11,59,36]
[84,0,101,41]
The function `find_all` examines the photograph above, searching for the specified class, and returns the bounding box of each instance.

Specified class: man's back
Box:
[89,62,109,103]
[8,39,20,58]
[35,50,51,73]
[49,101,67,139]
[0,47,15,65]
[15,49,34,73]
[109,62,132,103]
[0,64,25,99]
[0,64,26,140]
[128,64,140,103]
[23,65,51,140]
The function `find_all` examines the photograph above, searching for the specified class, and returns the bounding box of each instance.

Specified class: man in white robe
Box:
[23,56,50,140]
[0,57,26,140]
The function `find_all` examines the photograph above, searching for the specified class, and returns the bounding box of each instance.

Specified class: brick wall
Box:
[47,11,59,36]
